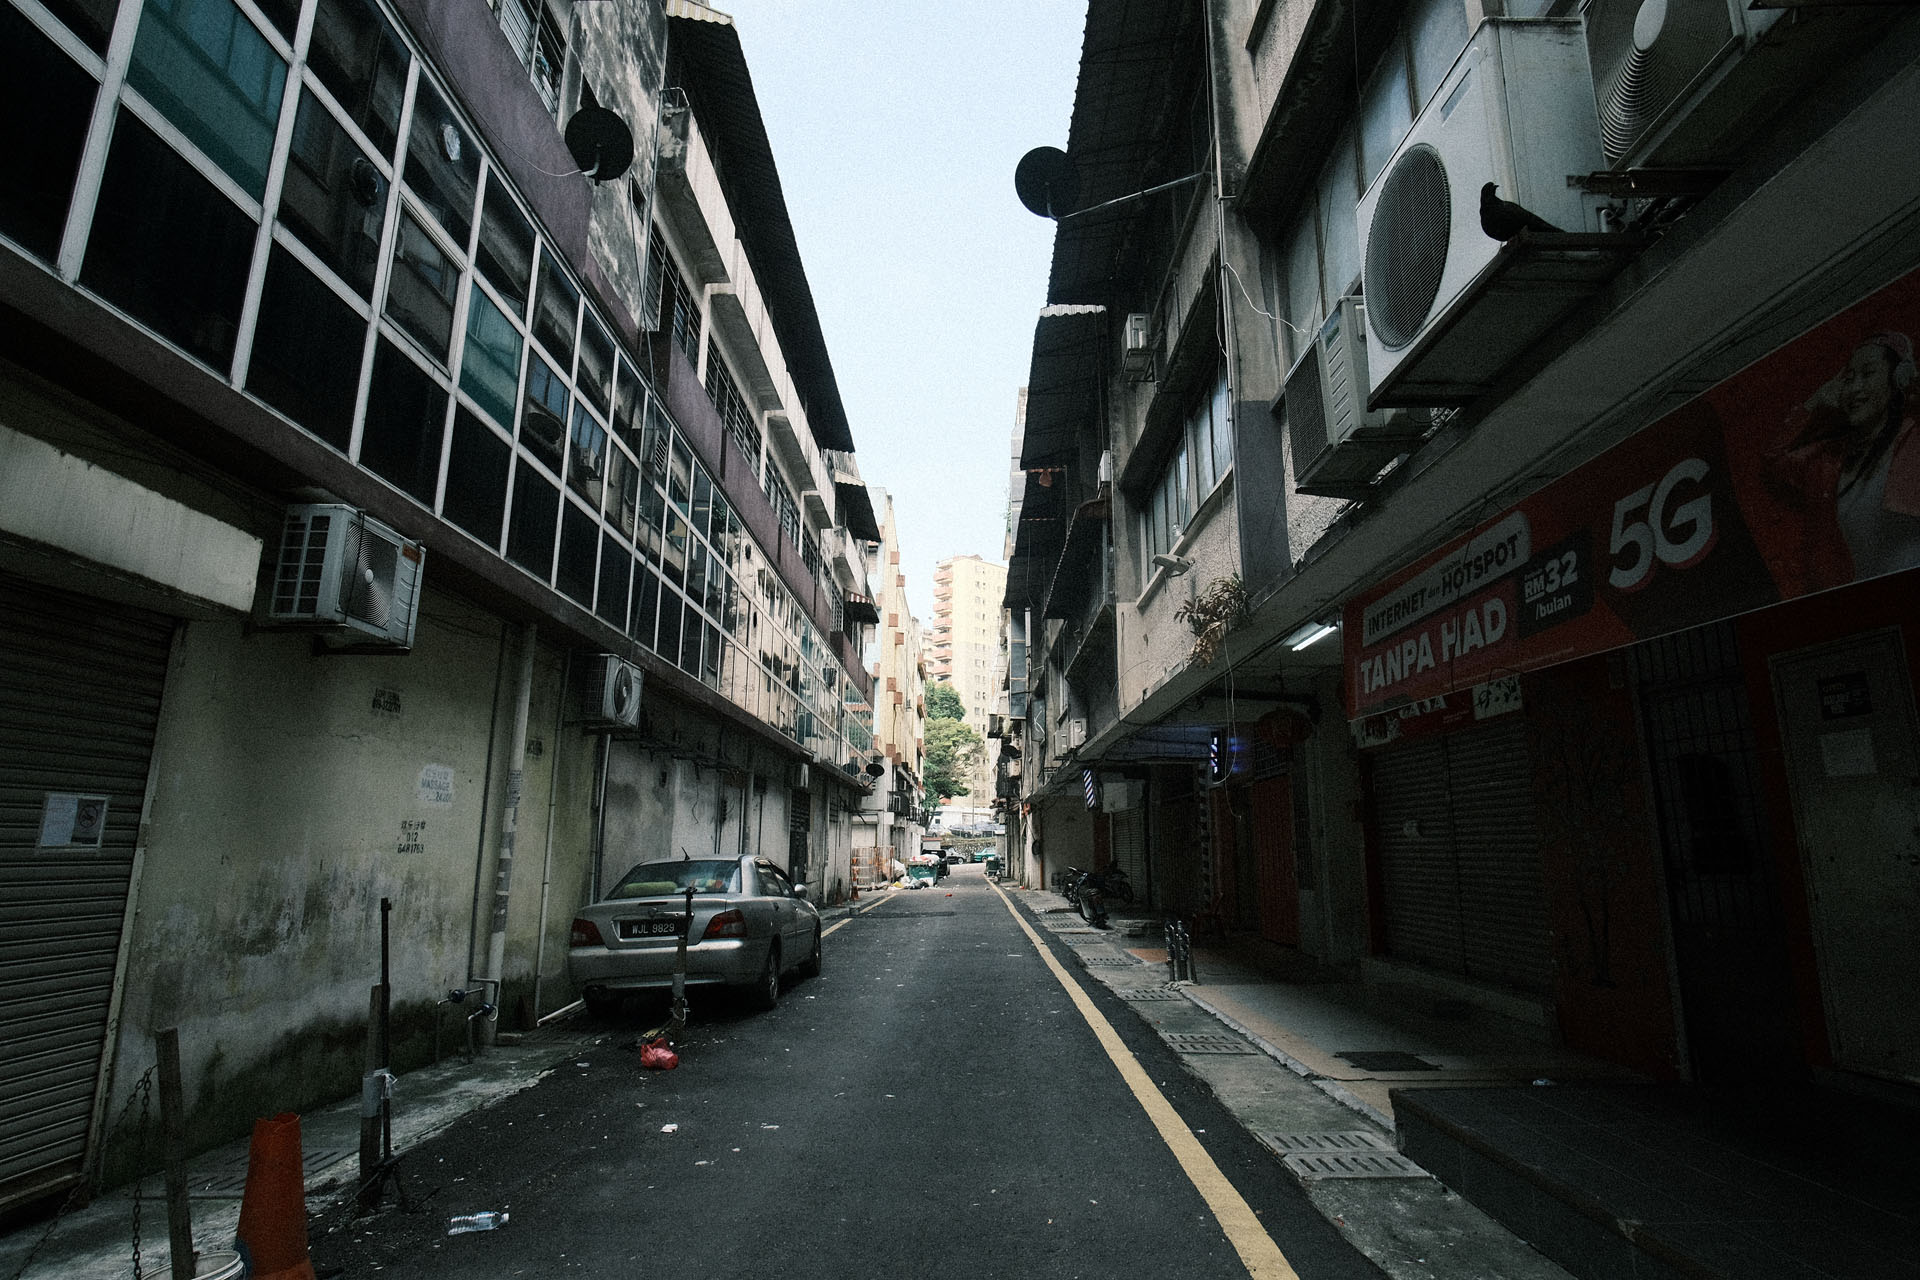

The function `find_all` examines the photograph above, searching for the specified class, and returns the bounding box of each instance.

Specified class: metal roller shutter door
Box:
[0,574,174,1210]
[1372,737,1462,974]
[1110,807,1147,892]
[1446,719,1552,994]
[1370,720,1551,994]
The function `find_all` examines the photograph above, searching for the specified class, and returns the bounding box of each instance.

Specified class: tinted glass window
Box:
[443,406,508,544]
[520,356,567,472]
[576,315,613,416]
[608,445,638,540]
[402,78,477,247]
[386,212,456,360]
[596,533,630,626]
[38,0,118,52]
[656,590,682,665]
[690,468,712,541]
[280,92,386,295]
[661,510,687,589]
[127,0,286,198]
[556,500,596,604]
[631,566,660,647]
[0,6,98,261]
[458,285,520,424]
[679,605,702,676]
[637,477,663,561]
[360,338,446,503]
[566,401,606,506]
[505,464,558,577]
[475,176,533,316]
[703,621,720,687]
[252,0,300,41]
[610,359,642,451]
[305,0,406,157]
[530,248,576,367]
[83,108,254,368]
[247,244,364,449]
[685,538,707,615]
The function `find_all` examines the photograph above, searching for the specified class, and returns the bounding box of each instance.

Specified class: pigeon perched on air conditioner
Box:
[1480,182,1560,241]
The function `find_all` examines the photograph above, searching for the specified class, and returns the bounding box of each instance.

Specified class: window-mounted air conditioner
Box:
[1285,297,1426,498]
[1356,19,1603,403]
[1066,716,1088,749]
[1584,0,1790,170]
[266,504,424,648]
[580,654,642,728]
[1121,313,1154,379]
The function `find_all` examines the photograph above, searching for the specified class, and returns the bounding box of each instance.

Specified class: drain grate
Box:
[1335,1050,1438,1072]
[1057,929,1104,936]
[1078,956,1136,967]
[1164,1033,1255,1054]
[1259,1131,1394,1156]
[1283,1150,1429,1180]
[1117,988,1186,1001]
[159,1146,353,1199]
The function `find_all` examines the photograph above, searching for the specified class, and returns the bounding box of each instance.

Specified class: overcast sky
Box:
[711,2,1085,624]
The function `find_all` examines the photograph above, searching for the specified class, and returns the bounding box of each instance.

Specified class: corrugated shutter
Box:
[1370,720,1549,993]
[1446,720,1550,993]
[0,574,173,1211]
[1110,806,1147,891]
[1372,737,1461,973]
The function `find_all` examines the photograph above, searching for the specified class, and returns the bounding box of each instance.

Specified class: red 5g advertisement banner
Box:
[1345,265,1920,718]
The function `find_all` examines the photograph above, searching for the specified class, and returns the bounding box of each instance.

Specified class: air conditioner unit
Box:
[1121,313,1154,379]
[1286,297,1427,498]
[1097,450,1115,486]
[1357,19,1604,403]
[580,654,642,727]
[791,763,812,791]
[1066,716,1088,749]
[266,504,424,647]
[1583,0,1798,170]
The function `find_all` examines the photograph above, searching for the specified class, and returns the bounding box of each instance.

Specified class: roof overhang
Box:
[1020,305,1107,469]
[835,480,881,543]
[667,4,856,454]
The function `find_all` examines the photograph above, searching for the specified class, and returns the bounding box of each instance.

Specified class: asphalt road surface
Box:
[310,868,1384,1278]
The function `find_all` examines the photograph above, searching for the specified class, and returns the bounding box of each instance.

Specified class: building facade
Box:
[855,489,927,884]
[0,0,883,1208]
[1004,0,1920,1112]
[929,552,1007,826]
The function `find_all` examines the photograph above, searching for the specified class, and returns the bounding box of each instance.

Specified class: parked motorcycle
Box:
[1101,864,1136,907]
[1072,868,1113,929]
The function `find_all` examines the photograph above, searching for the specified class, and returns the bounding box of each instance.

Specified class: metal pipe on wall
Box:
[481,620,537,1048]
[530,650,570,1020]
[466,622,511,985]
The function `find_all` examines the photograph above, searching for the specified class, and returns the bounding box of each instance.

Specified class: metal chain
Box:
[127,1068,154,1280]
[2,1068,154,1280]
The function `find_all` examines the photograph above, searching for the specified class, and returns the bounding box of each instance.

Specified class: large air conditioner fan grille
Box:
[1284,344,1329,478]
[1365,145,1450,351]
[342,521,398,630]
[1598,45,1661,161]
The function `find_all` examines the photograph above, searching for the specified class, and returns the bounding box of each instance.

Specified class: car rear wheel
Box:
[752,940,781,1010]
[798,926,822,978]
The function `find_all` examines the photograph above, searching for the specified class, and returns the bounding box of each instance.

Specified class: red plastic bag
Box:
[639,1037,679,1070]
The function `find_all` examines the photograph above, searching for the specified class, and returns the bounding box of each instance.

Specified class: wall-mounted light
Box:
[1284,620,1340,651]
[1151,553,1194,577]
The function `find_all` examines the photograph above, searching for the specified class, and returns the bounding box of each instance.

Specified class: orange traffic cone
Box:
[233,1113,317,1280]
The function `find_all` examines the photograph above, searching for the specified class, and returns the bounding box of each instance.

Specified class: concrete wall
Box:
[103,589,601,1175]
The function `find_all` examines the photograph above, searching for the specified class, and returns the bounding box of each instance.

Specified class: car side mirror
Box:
[792,885,810,901]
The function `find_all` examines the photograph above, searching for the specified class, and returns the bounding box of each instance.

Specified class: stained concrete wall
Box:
[103,589,601,1175]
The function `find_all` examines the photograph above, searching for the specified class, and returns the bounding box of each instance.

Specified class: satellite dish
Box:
[564,106,635,183]
[1015,146,1080,219]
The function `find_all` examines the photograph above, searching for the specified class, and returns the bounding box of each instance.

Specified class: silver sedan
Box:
[568,855,821,1013]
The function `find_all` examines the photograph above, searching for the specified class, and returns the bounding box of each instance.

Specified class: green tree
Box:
[924,716,984,802]
[926,681,966,722]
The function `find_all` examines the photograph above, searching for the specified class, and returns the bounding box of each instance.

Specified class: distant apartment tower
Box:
[931,553,1007,819]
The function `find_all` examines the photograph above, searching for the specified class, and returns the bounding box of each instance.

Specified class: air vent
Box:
[1365,145,1451,351]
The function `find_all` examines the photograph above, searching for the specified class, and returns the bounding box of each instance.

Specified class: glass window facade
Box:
[11,0,872,769]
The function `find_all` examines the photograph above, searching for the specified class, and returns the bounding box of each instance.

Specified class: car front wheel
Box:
[752,940,781,1010]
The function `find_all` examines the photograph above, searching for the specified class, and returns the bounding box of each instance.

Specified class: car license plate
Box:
[619,918,687,939]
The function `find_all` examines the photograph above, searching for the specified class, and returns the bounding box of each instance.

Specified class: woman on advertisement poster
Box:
[1765,330,1920,588]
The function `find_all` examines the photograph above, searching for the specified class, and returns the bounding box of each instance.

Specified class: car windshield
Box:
[608,859,742,899]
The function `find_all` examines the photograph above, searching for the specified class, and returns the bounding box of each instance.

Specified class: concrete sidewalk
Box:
[1009,885,1584,1280]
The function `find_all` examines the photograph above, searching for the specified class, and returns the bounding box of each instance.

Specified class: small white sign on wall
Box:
[39,793,109,849]
[417,764,455,807]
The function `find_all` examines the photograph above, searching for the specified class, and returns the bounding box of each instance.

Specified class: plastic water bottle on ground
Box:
[447,1211,508,1234]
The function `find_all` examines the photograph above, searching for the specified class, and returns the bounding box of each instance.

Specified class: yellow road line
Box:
[991,885,1300,1280]
[822,889,897,937]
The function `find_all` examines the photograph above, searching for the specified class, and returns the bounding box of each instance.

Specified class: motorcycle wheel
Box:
[1110,881,1135,907]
